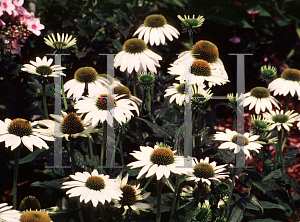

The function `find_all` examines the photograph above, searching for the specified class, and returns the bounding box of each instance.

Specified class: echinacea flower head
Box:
[214,129,263,157]
[74,93,138,127]
[0,118,54,152]
[257,132,277,145]
[226,93,245,113]
[114,173,151,215]
[244,87,281,114]
[64,67,107,100]
[114,38,162,73]
[40,111,99,140]
[168,59,229,87]
[19,195,41,211]
[164,82,186,106]
[268,68,300,99]
[0,203,21,222]
[44,33,77,51]
[177,14,205,34]
[19,210,52,222]
[260,65,277,83]
[114,85,142,107]
[191,84,213,110]
[25,18,44,36]
[128,144,192,180]
[61,169,122,207]
[248,115,270,135]
[133,14,179,46]
[194,201,212,222]
[21,56,66,78]
[186,157,229,186]
[263,109,300,131]
[138,72,155,89]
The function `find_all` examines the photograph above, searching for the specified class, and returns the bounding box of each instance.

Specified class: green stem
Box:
[156,179,162,222]
[147,87,152,115]
[197,109,202,143]
[278,130,285,172]
[189,32,193,49]
[253,152,258,172]
[61,76,68,110]
[119,138,124,166]
[170,175,181,219]
[195,181,201,206]
[141,174,155,194]
[42,79,49,119]
[88,138,94,162]
[232,113,236,131]
[109,129,122,175]
[133,71,137,98]
[225,168,237,218]
[13,146,21,209]
[69,138,84,222]
[100,122,107,174]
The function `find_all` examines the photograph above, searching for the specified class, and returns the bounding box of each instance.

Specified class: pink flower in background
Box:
[247,10,260,23]
[229,30,241,44]
[15,6,35,22]
[12,0,23,6]
[25,18,44,36]
[10,40,22,54]
[0,19,5,27]
[0,0,16,15]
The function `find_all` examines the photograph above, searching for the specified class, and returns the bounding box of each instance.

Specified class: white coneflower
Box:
[128,144,192,180]
[244,87,281,114]
[44,33,76,50]
[164,82,186,106]
[62,169,122,207]
[21,56,66,77]
[177,14,205,34]
[0,203,21,222]
[74,94,138,127]
[214,129,263,157]
[263,109,300,131]
[260,65,277,83]
[133,14,179,46]
[268,68,300,98]
[114,173,151,215]
[64,67,107,100]
[114,38,162,73]
[186,157,229,186]
[0,118,54,152]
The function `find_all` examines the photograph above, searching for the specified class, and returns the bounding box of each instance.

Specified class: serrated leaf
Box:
[10,148,50,165]
[31,178,69,189]
[170,201,198,222]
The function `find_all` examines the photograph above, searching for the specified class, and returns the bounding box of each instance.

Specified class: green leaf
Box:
[248,5,272,17]
[120,166,140,176]
[136,117,173,140]
[10,148,50,165]
[248,195,263,214]
[296,21,300,39]
[31,178,69,189]
[259,201,286,211]
[162,176,175,192]
[85,155,102,172]
[262,169,283,181]
[170,201,198,222]
[228,197,246,222]
[112,39,123,51]
[74,19,89,38]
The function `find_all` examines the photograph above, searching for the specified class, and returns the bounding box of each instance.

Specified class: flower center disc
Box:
[250,87,270,98]
[123,38,147,54]
[272,114,288,123]
[261,69,276,78]
[119,184,137,206]
[96,94,116,110]
[36,65,53,76]
[281,68,300,82]
[231,135,249,146]
[19,211,52,222]
[252,120,268,130]
[258,136,269,143]
[139,74,155,85]
[176,83,185,94]
[85,176,106,190]
[191,40,219,63]
[19,196,41,211]
[193,162,215,179]
[74,67,98,83]
[191,60,211,76]
[114,86,131,99]
[144,14,167,28]
[61,112,84,135]
[150,147,174,165]
[53,41,67,49]
[7,118,33,137]
[185,19,199,28]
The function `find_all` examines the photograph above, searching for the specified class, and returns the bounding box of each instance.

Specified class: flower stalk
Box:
[100,122,107,174]
[225,168,237,218]
[13,145,21,209]
[42,78,49,119]
[156,178,163,222]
